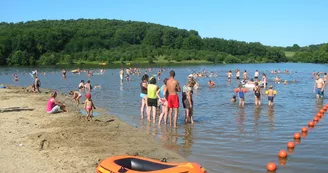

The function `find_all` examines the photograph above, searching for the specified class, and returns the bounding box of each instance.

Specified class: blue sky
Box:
[1,0,327,47]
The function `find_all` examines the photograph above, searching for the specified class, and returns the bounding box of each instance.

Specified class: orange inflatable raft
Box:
[96,156,207,173]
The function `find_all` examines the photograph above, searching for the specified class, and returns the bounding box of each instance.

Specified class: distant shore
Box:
[0,85,185,173]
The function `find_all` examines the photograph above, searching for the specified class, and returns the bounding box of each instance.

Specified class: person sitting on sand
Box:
[208,80,215,87]
[69,91,82,105]
[46,91,67,114]
[84,93,96,121]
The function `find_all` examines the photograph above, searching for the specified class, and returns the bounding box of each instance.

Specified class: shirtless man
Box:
[314,75,325,98]
[167,70,181,128]
[243,70,248,80]
[227,70,233,82]
[119,68,124,82]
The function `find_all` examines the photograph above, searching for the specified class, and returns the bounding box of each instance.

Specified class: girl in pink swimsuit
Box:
[84,93,96,121]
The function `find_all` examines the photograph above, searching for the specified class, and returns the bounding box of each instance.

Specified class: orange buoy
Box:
[301,127,308,132]
[317,112,324,117]
[294,132,301,139]
[278,150,287,158]
[234,88,239,93]
[287,142,295,149]
[308,121,315,127]
[319,109,325,114]
[267,162,277,171]
[313,117,319,122]
[279,158,287,166]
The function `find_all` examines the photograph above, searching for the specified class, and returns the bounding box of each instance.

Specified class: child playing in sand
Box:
[265,85,277,106]
[84,93,96,121]
[69,91,82,105]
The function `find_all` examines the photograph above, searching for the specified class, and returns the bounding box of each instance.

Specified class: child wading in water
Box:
[84,93,96,121]
[234,83,247,106]
[265,85,277,106]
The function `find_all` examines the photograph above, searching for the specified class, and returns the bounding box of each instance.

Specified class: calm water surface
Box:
[1,63,328,173]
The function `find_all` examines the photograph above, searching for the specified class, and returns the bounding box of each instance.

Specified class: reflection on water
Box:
[1,63,328,173]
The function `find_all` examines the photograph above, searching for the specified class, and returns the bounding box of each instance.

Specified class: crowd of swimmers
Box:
[6,67,327,128]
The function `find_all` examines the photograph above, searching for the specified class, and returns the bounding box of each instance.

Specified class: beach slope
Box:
[0,87,184,173]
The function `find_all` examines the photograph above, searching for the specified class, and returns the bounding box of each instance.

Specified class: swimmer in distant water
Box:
[84,80,92,93]
[284,80,288,85]
[14,74,19,81]
[208,80,215,87]
[254,70,259,81]
[231,95,237,103]
[324,73,327,83]
[236,69,240,80]
[243,70,248,80]
[227,70,232,82]
[119,68,124,83]
[78,80,85,93]
[94,85,101,89]
[62,69,67,78]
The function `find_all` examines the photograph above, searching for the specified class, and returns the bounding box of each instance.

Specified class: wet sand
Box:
[0,86,185,173]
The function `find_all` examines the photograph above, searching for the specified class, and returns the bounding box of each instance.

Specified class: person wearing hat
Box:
[46,91,67,114]
[84,93,96,121]
[188,74,199,90]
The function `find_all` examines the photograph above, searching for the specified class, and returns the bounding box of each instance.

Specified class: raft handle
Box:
[118,166,127,173]
[161,158,167,162]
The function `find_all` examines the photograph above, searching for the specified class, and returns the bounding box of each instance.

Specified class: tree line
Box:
[0,19,325,66]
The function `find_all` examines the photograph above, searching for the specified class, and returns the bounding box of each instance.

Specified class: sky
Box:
[1,0,327,47]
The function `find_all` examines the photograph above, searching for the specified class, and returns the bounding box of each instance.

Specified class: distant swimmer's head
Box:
[188,74,193,80]
[325,73,327,75]
[170,70,175,77]
[87,80,91,83]
[81,80,84,83]
[269,85,273,89]
[250,78,254,82]
[142,74,149,81]
[51,91,57,98]
[316,75,320,79]
[149,77,157,84]
[238,83,243,88]
[163,78,168,85]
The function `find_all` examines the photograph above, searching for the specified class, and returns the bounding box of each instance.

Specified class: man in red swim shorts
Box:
[167,70,181,128]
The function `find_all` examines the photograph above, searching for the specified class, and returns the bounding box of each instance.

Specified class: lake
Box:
[1,63,327,173]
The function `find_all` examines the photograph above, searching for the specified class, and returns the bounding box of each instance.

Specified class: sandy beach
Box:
[0,86,185,173]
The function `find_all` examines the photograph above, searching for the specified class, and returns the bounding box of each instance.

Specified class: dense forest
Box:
[0,19,326,65]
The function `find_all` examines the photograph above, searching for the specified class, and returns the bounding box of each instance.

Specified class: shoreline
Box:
[0,85,185,173]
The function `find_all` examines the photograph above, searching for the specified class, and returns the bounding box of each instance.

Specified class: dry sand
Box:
[0,86,185,173]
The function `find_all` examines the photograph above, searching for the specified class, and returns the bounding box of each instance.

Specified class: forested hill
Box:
[0,19,308,65]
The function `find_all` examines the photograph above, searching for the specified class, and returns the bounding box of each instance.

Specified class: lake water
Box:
[1,63,328,173]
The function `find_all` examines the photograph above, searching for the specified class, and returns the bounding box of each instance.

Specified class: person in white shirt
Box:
[254,70,259,81]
